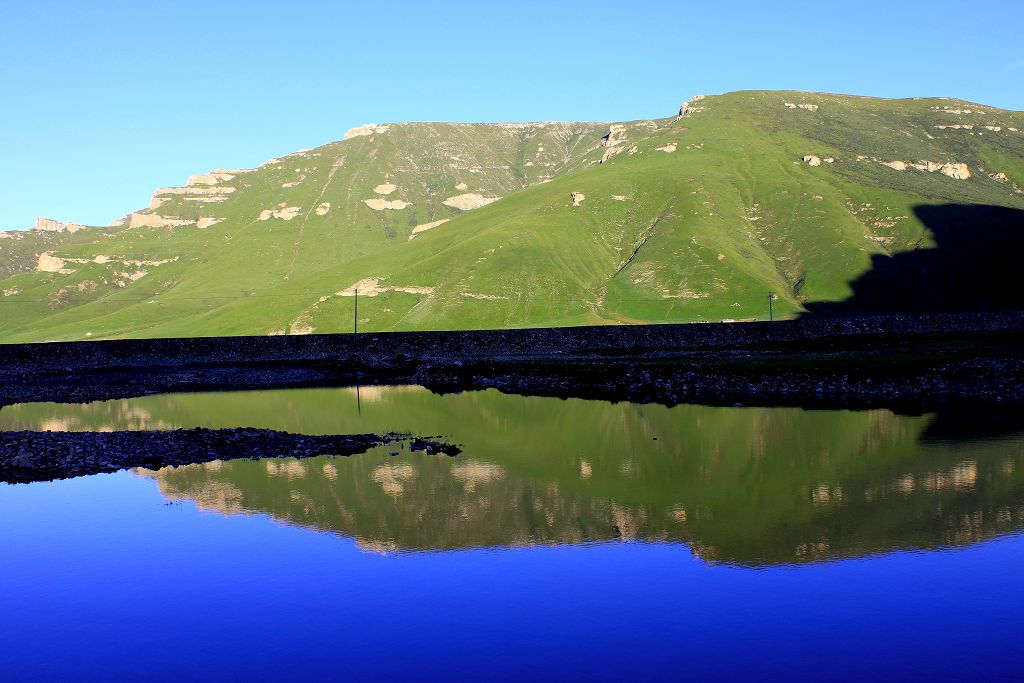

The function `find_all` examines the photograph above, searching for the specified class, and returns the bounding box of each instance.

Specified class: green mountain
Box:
[2,90,1023,342]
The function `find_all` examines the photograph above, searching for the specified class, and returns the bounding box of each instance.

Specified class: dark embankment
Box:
[0,429,461,484]
[1,312,1023,411]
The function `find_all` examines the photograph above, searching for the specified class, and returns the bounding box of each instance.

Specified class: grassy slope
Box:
[1,91,1022,341]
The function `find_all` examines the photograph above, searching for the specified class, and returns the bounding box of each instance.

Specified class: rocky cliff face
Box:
[33,217,85,233]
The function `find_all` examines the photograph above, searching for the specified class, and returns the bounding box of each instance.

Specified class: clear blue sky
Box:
[2,0,1022,230]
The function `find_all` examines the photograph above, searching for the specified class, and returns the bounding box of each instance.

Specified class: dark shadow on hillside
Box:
[802,204,1024,316]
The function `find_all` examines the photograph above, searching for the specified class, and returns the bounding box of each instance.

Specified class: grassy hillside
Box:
[2,90,1022,342]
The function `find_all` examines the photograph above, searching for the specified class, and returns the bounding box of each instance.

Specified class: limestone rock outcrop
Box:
[187,172,235,186]
[151,186,236,209]
[364,198,411,211]
[678,95,706,117]
[940,162,971,180]
[36,252,68,272]
[408,219,450,240]
[33,217,85,233]
[571,192,585,206]
[442,194,499,211]
[344,124,391,140]
[869,158,972,180]
[602,124,627,148]
[258,206,302,221]
[601,146,625,163]
[128,213,195,229]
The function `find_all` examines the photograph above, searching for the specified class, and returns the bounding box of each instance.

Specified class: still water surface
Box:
[1,387,1022,681]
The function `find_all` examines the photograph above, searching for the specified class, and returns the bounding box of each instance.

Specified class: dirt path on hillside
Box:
[284,154,346,282]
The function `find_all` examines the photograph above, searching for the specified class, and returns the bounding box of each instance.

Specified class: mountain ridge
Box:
[2,89,1022,342]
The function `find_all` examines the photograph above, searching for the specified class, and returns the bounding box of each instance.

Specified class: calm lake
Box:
[2,386,1023,681]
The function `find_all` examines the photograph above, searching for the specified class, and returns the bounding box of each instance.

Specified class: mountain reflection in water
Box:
[2,386,1022,565]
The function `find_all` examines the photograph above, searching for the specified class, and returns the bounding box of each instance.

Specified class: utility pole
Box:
[768,292,775,322]
[353,288,359,333]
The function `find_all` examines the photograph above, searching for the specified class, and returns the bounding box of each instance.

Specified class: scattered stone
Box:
[315,202,331,216]
[933,107,977,114]
[460,292,509,300]
[601,146,625,163]
[802,155,822,167]
[408,437,462,456]
[655,143,677,153]
[374,183,398,195]
[258,206,302,221]
[611,195,627,201]
[455,182,469,191]
[571,192,586,206]
[0,428,461,484]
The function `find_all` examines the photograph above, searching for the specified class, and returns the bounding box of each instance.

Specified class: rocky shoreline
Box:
[0,313,1022,412]
[0,429,461,484]
[1,314,1022,485]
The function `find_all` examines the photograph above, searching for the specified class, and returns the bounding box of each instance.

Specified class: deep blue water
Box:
[1,390,1023,681]
[2,471,1023,682]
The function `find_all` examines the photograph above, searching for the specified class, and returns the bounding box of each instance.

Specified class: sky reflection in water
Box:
[1,387,1022,681]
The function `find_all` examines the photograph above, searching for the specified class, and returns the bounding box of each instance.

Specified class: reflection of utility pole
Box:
[768,292,775,322]
[356,384,361,415]
[354,288,358,333]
